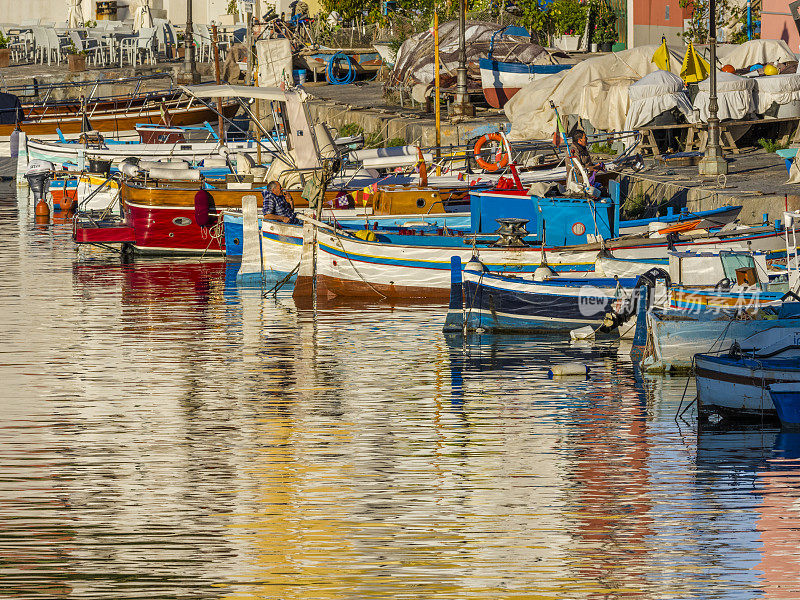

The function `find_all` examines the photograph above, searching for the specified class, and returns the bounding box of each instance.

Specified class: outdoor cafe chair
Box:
[120,27,156,66]
[69,30,105,66]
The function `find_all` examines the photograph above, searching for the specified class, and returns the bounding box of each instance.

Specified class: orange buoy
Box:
[721,64,735,73]
[35,199,50,218]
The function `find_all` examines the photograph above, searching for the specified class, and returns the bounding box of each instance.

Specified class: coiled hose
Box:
[327,51,355,85]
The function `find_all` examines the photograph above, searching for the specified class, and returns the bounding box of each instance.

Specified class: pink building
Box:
[761,0,800,52]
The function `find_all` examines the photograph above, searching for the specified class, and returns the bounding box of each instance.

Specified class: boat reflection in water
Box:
[1,200,797,597]
[696,430,800,596]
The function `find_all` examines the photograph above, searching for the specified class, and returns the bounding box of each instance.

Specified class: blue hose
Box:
[327,52,356,85]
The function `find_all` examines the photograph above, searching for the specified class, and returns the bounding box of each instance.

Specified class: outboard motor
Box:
[601,267,671,332]
[24,160,54,202]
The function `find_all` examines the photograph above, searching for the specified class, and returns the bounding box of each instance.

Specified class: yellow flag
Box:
[680,41,710,84]
[652,36,671,72]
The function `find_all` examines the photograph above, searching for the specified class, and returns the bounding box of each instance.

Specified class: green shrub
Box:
[338,123,364,137]
[757,137,787,153]
[591,142,616,155]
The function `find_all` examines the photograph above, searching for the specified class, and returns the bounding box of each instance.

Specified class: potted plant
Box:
[593,2,617,52]
[0,33,10,68]
[66,42,86,72]
[549,0,587,52]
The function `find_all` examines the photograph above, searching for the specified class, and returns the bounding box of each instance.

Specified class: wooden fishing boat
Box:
[479,57,571,109]
[696,328,800,422]
[21,89,182,119]
[447,257,645,333]
[3,99,239,139]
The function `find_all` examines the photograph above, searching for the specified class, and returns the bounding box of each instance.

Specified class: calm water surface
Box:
[2,184,800,599]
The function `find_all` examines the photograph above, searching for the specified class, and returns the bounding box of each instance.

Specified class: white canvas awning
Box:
[181,84,289,101]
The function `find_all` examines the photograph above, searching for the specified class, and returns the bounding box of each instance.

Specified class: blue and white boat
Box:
[770,383,800,429]
[442,256,659,334]
[696,327,800,422]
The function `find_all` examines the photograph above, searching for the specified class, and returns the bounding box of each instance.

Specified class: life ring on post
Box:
[473,133,509,172]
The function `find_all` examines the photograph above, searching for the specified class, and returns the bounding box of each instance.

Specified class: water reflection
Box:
[2,184,800,598]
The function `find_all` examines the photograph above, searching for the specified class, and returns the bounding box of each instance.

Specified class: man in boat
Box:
[262,181,299,224]
[568,129,604,184]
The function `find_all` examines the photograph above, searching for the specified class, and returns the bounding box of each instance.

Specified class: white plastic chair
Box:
[45,28,69,64]
[120,27,155,66]
[69,31,105,66]
[31,27,50,64]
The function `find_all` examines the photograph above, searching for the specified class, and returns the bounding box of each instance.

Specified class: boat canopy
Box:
[180,84,288,102]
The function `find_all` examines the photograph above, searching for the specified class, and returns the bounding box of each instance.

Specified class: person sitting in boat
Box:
[262,181,299,224]
[568,129,604,184]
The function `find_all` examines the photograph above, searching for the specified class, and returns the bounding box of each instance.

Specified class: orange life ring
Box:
[473,133,509,172]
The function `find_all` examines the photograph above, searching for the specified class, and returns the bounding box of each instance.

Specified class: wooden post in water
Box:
[211,24,225,143]
[434,11,441,176]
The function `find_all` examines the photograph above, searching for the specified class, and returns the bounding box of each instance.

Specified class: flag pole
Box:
[434,10,441,176]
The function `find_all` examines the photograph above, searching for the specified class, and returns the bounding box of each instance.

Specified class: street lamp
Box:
[699,0,728,175]
[451,0,474,116]
[184,0,199,83]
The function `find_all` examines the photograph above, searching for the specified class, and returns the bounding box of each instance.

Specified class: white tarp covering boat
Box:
[624,70,695,130]
[390,20,556,88]
[693,71,756,121]
[505,45,684,140]
[716,39,797,70]
[753,73,800,117]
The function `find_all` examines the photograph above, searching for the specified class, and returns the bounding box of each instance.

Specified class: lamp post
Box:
[699,0,727,176]
[183,0,199,83]
[450,0,474,116]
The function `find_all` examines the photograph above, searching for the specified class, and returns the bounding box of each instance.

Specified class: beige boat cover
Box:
[715,39,797,70]
[694,71,756,121]
[753,73,800,114]
[624,70,695,130]
[505,45,684,140]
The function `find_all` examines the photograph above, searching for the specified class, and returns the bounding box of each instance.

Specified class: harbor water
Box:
[3,182,800,599]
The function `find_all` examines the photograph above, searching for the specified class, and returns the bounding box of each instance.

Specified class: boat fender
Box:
[464,257,488,273]
[533,265,555,281]
[473,133,509,172]
[10,128,20,158]
[353,229,377,241]
[119,157,141,178]
[547,362,590,378]
[570,326,595,341]
[194,190,215,228]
